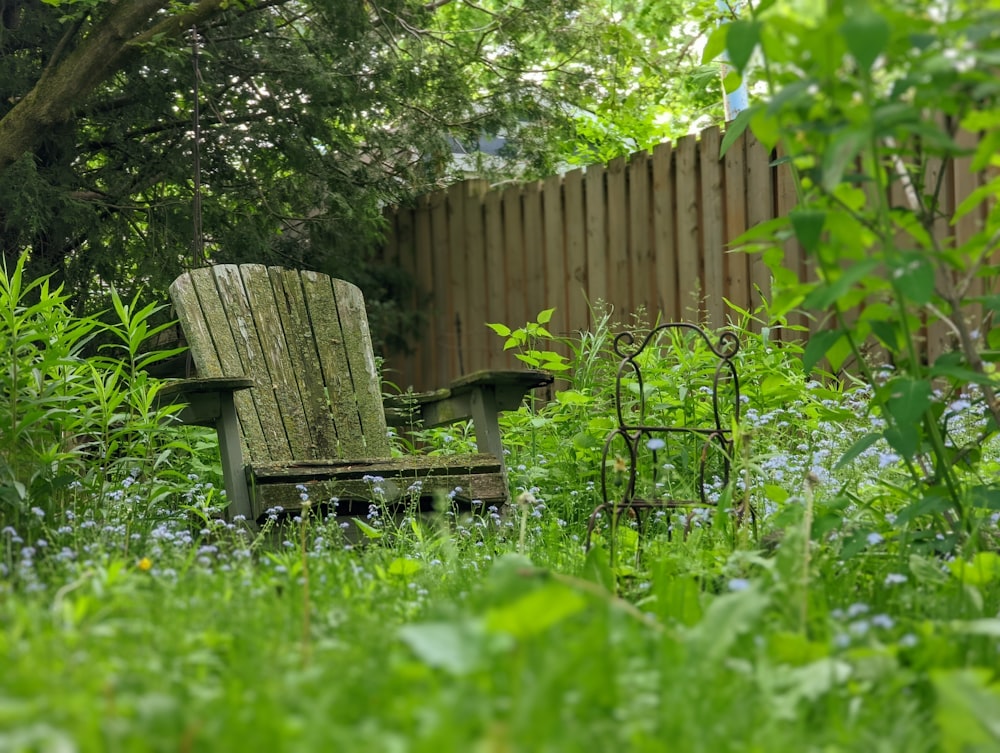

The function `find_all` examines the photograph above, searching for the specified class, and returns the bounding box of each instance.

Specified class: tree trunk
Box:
[0,0,229,173]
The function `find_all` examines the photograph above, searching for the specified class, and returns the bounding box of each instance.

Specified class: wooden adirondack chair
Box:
[160,264,551,523]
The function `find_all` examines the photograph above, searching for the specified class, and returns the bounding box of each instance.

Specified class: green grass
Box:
[3,291,1000,751]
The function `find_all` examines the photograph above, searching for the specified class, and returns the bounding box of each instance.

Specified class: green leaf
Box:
[789,210,826,255]
[841,10,890,71]
[720,105,757,157]
[725,19,760,73]
[822,129,868,192]
[535,308,556,325]
[891,253,936,305]
[484,582,587,639]
[701,23,728,64]
[686,585,769,665]
[802,329,845,374]
[834,432,881,470]
[884,377,932,428]
[387,557,422,576]
[486,322,511,337]
[932,669,1000,752]
[398,620,485,676]
[352,518,384,539]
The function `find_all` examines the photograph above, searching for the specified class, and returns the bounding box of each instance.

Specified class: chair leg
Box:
[216,393,252,522]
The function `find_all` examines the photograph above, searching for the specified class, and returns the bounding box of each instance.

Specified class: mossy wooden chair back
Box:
[165,264,551,523]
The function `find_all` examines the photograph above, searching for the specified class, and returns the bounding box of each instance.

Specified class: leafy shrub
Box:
[0,252,208,532]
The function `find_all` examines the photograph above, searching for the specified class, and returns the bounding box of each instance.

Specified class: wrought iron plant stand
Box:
[584,323,751,562]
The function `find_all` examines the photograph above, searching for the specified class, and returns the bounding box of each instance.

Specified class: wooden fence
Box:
[377,124,989,392]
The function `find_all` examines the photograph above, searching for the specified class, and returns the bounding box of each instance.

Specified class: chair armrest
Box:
[384,369,553,459]
[157,377,254,427]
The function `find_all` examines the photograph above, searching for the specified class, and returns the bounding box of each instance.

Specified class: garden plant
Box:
[4,1,1000,751]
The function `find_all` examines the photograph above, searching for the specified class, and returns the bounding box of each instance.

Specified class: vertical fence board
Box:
[430,191,454,379]
[483,189,506,370]
[379,129,988,390]
[447,183,469,376]
[652,142,677,321]
[628,150,653,319]
[774,153,802,339]
[586,163,608,311]
[723,130,750,328]
[503,185,527,363]
[463,180,489,374]
[744,131,773,325]
[564,168,589,333]
[523,180,546,328]
[606,156,629,319]
[543,173,568,338]
[414,194,435,389]
[700,126,726,329]
[675,134,701,320]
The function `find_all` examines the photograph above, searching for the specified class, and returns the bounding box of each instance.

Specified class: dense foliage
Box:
[0,0,725,351]
[713,0,1000,536]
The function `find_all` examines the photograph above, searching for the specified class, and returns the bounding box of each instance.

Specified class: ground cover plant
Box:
[5,1,1000,751]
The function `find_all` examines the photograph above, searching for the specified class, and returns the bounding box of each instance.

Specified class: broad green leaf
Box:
[891,253,936,305]
[686,585,769,665]
[802,329,845,374]
[387,557,422,576]
[883,425,919,460]
[701,23,728,64]
[884,377,932,427]
[789,210,826,255]
[721,104,757,159]
[725,19,760,73]
[352,518,384,539]
[948,552,1000,586]
[555,389,593,405]
[535,308,555,324]
[484,582,587,639]
[486,322,511,337]
[399,620,484,676]
[822,129,868,192]
[803,258,879,311]
[841,10,890,71]
[932,669,1000,753]
[750,108,781,152]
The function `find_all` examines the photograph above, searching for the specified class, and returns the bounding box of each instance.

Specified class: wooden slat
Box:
[170,271,264,461]
[628,150,653,318]
[331,278,391,457]
[523,180,546,329]
[745,131,773,326]
[208,265,291,463]
[700,126,726,329]
[503,184,526,344]
[774,148,803,339]
[430,190,454,381]
[483,188,507,370]
[585,162,608,310]
[269,267,340,458]
[606,155,629,318]
[463,180,489,374]
[413,193,434,390]
[723,129,750,326]
[448,183,470,376]
[299,271,368,457]
[239,266,311,458]
[394,207,418,390]
[564,168,588,332]
[652,141,677,321]
[675,134,701,320]
[542,173,568,339]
